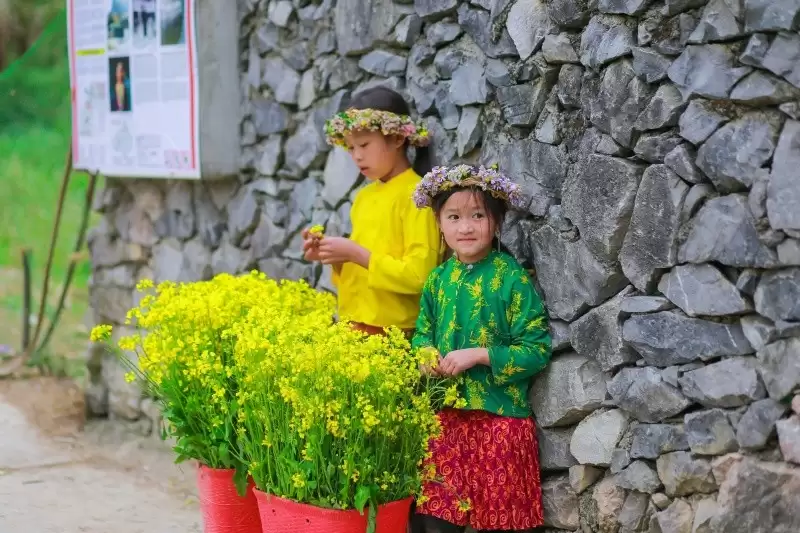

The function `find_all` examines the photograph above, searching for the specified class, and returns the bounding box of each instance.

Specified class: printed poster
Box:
[66,0,200,179]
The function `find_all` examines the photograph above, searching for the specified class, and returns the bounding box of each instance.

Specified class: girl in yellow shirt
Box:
[302,87,441,336]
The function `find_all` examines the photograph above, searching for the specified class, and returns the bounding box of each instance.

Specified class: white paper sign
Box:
[67,0,200,179]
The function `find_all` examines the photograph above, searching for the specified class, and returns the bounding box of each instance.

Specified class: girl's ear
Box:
[390,134,406,150]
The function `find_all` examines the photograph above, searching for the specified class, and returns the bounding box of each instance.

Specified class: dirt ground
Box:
[0,376,202,533]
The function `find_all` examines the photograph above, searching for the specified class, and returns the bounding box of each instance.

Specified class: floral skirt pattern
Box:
[415,408,544,530]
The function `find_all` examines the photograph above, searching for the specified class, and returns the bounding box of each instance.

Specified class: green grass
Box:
[0,9,95,371]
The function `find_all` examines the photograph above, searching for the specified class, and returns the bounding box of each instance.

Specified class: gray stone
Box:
[778,239,800,266]
[570,286,638,372]
[530,352,609,427]
[678,99,733,145]
[740,32,772,68]
[664,144,705,184]
[617,460,663,493]
[711,457,800,533]
[757,338,800,400]
[420,22,456,49]
[284,116,327,176]
[326,57,364,91]
[621,296,674,313]
[584,59,656,147]
[634,132,684,163]
[664,0,708,15]
[768,120,800,231]
[414,0,458,19]
[779,102,800,120]
[254,136,283,176]
[503,139,568,217]
[656,499,694,533]
[688,0,744,43]
[580,14,636,70]
[731,71,800,106]
[743,0,800,32]
[456,106,482,156]
[631,423,689,459]
[506,0,552,60]
[736,398,789,450]
[251,213,288,260]
[542,476,580,530]
[620,165,689,291]
[485,58,512,87]
[547,0,591,28]
[631,46,672,83]
[252,98,290,136]
[358,50,407,77]
[267,0,294,27]
[599,0,653,15]
[393,15,422,47]
[571,409,630,466]
[776,320,800,338]
[741,315,778,350]
[667,44,753,99]
[656,451,717,497]
[680,357,766,408]
[777,416,800,463]
[608,367,692,423]
[650,12,701,56]
[622,311,753,367]
[432,35,486,79]
[532,225,628,321]
[563,155,645,261]
[679,195,779,268]
[542,33,579,63]
[181,238,212,282]
[297,69,317,110]
[426,117,457,165]
[758,32,800,90]
[410,41,436,66]
[685,409,739,455]
[658,264,752,317]
[737,269,761,295]
[634,84,685,130]
[619,491,653,532]
[262,57,300,104]
[539,427,579,470]
[595,133,627,156]
[692,498,718,533]
[457,4,518,58]
[449,63,489,105]
[539,320,568,356]
[569,464,604,494]
[557,64,583,108]
[610,448,632,473]
[534,105,562,144]
[496,79,552,127]
[652,493,672,510]
[593,476,627,532]
[436,83,461,129]
[754,268,800,322]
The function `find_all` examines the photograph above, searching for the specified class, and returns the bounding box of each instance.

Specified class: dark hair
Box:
[346,86,434,177]
[431,187,511,258]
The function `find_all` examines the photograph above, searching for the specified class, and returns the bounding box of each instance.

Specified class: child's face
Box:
[438,190,497,264]
[343,130,404,181]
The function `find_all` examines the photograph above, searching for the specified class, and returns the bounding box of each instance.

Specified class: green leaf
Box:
[233,466,249,497]
[219,442,231,465]
[366,503,377,533]
[354,484,370,514]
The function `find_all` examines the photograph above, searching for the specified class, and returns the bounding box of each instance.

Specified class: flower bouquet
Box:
[91,272,336,533]
[233,307,462,533]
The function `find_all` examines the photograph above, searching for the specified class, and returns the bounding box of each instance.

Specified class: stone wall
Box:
[86,0,800,530]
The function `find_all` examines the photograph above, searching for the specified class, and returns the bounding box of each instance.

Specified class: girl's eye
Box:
[472,212,485,219]
[448,215,459,220]
[359,142,369,149]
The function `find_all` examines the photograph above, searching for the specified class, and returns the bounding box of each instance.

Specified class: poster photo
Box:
[161,0,186,46]
[107,0,131,51]
[133,0,159,49]
[67,0,200,179]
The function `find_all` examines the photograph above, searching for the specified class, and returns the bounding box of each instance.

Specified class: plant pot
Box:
[197,464,263,533]
[253,489,412,533]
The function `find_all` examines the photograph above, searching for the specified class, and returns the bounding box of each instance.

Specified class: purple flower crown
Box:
[413,164,524,209]
[324,108,430,148]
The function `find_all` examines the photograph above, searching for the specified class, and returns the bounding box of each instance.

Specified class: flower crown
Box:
[413,164,525,209]
[324,108,430,148]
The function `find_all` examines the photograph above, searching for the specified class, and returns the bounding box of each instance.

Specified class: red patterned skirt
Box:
[415,408,544,530]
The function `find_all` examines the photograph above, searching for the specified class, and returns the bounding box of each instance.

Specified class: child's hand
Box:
[419,347,444,377]
[301,228,322,262]
[439,348,489,377]
[318,236,369,267]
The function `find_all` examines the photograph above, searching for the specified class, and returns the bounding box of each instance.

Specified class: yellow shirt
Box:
[333,168,441,329]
